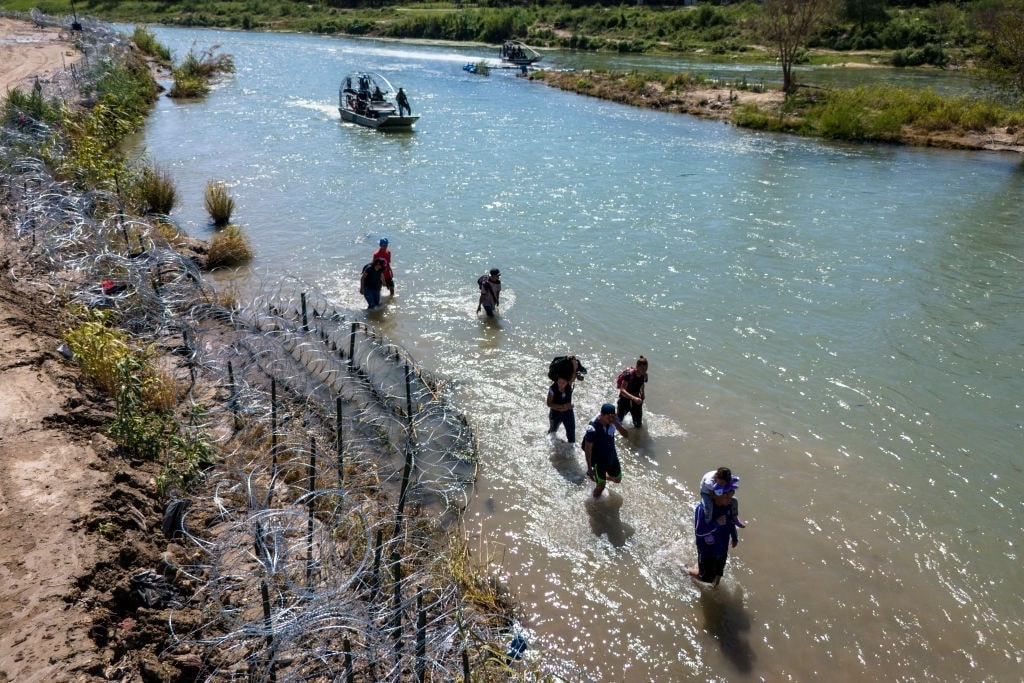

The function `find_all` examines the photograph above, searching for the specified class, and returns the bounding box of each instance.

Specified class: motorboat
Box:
[499,40,542,66]
[338,72,418,130]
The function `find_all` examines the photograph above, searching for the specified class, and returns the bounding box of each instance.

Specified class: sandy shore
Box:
[0,17,81,94]
[0,18,156,681]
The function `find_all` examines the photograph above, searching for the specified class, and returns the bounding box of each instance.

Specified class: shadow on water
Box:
[697,583,756,674]
[548,439,586,485]
[583,491,635,548]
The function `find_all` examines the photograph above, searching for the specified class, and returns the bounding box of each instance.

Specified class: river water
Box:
[133,26,1024,681]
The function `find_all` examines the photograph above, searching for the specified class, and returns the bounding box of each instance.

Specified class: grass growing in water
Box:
[203,180,235,226]
[169,46,236,98]
[207,225,253,268]
[137,163,178,215]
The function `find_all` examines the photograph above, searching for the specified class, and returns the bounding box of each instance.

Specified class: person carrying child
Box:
[699,467,746,528]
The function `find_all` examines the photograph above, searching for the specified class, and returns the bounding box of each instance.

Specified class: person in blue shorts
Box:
[582,403,629,498]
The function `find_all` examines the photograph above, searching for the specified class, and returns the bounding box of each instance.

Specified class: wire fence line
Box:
[2,16,518,680]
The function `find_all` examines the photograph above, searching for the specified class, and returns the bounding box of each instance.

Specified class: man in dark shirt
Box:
[360,258,386,309]
[582,403,629,498]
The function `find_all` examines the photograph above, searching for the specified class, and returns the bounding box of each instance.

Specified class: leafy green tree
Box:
[758,0,841,94]
[973,0,1024,101]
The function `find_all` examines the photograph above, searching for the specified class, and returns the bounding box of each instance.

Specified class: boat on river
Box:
[338,72,418,130]
[499,40,542,66]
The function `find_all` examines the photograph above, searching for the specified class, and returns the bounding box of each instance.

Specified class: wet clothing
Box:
[693,500,739,583]
[372,247,394,291]
[547,382,575,442]
[361,262,384,308]
[583,417,621,483]
[478,275,501,317]
[616,368,648,427]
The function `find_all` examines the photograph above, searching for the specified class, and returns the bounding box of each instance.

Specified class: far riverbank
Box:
[531,68,1024,154]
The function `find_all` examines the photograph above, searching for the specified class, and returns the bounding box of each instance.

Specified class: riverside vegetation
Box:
[8,0,1023,150]
[3,14,524,680]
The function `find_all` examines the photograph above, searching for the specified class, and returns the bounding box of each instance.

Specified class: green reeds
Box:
[203,180,234,227]
[169,46,236,99]
[131,25,171,65]
[139,163,177,215]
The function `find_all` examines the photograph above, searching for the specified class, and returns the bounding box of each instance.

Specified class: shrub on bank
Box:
[131,25,172,64]
[207,224,253,268]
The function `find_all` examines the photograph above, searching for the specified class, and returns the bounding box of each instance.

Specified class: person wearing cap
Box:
[699,467,746,528]
[476,268,502,317]
[687,487,740,588]
[582,403,629,499]
[360,257,387,309]
[372,237,395,296]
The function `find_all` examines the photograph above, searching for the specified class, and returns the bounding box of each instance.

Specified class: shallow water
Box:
[134,26,1024,681]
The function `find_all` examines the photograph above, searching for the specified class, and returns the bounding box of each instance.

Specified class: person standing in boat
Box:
[396,87,411,117]
[372,237,395,297]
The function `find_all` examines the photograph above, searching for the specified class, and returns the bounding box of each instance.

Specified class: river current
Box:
[133,26,1024,681]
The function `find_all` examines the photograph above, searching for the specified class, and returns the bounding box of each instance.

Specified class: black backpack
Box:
[548,356,588,381]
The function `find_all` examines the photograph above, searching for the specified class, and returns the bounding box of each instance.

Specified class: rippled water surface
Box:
[135,26,1024,681]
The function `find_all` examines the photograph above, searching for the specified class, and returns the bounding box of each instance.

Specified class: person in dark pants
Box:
[360,258,386,309]
[396,87,411,117]
[547,375,576,443]
[477,268,501,317]
[616,355,649,428]
[688,488,741,588]
[582,403,629,498]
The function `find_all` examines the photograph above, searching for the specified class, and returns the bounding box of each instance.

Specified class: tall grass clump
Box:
[138,163,178,215]
[2,82,62,127]
[131,25,172,65]
[203,180,234,226]
[169,46,235,98]
[207,224,253,268]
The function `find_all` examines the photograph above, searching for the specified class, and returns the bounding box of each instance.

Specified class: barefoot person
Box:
[582,403,628,498]
[699,467,746,528]
[688,488,741,588]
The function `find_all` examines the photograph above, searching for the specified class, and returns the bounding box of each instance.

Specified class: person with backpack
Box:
[616,355,649,428]
[476,268,501,317]
[582,403,629,499]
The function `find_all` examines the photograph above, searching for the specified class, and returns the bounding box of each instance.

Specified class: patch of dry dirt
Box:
[0,17,81,94]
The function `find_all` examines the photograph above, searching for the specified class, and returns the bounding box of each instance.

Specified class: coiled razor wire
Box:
[1,15,526,681]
